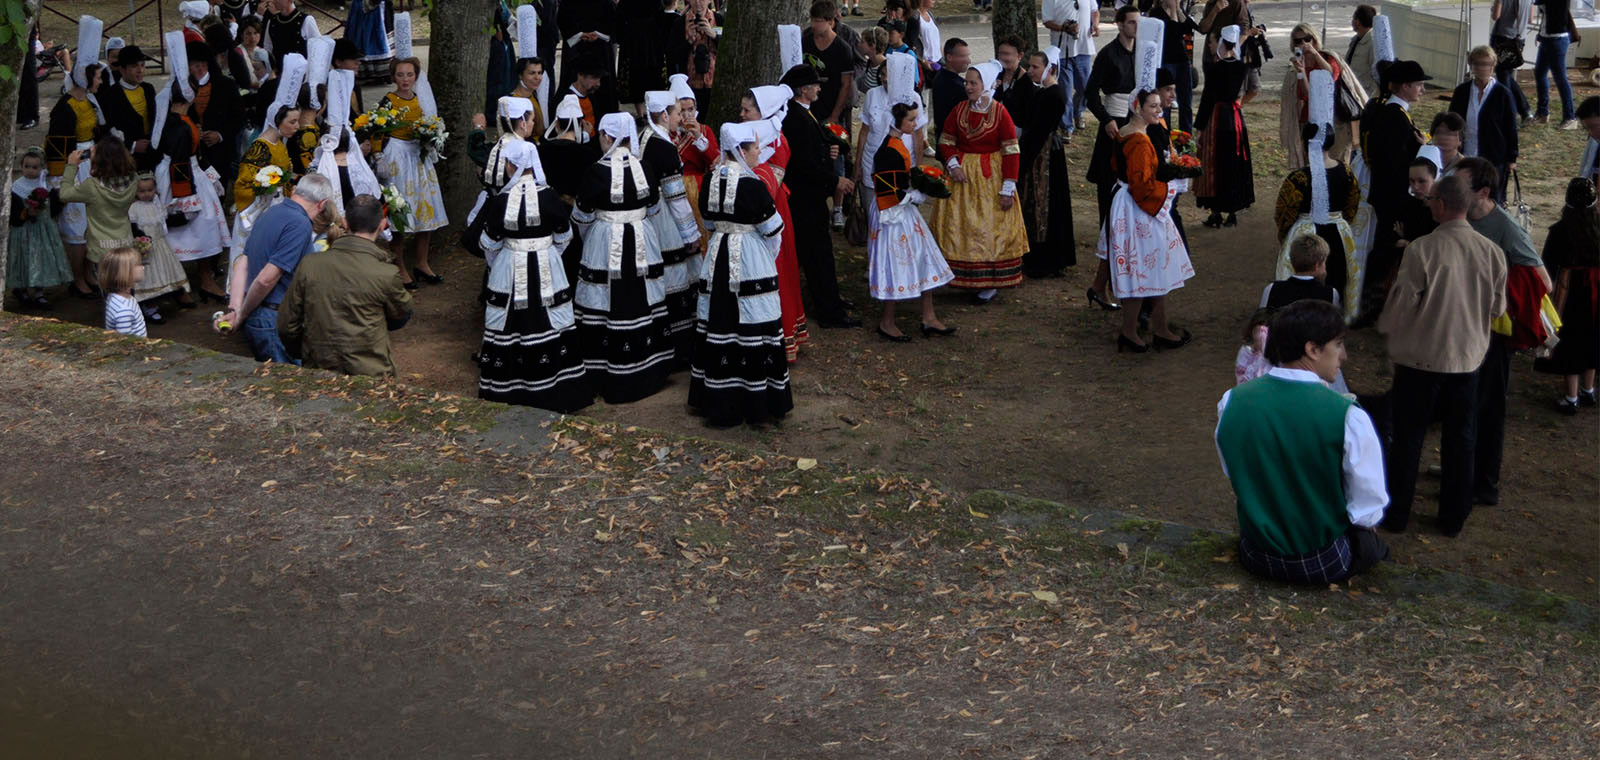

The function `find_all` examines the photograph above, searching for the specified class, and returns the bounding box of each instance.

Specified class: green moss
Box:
[965,490,1076,519]
[1113,518,1166,536]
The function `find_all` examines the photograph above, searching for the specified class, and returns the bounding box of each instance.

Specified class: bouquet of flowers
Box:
[132,236,152,255]
[1157,130,1203,181]
[251,165,287,198]
[413,114,449,162]
[910,163,952,199]
[822,123,851,151]
[354,103,404,142]
[24,187,50,214]
[1170,130,1195,156]
[381,184,411,236]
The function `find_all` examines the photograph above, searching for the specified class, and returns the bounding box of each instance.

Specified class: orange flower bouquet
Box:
[910,163,952,198]
[823,122,851,150]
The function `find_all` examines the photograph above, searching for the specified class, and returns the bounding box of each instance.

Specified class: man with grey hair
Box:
[226,172,335,364]
[1378,173,1507,538]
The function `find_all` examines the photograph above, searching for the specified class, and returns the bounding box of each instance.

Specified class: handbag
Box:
[1493,37,1525,70]
[843,189,868,247]
[1333,75,1365,123]
[1512,170,1531,231]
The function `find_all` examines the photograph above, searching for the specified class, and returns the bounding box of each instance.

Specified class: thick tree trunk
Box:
[706,0,809,130]
[992,0,1039,52]
[427,0,496,239]
[0,1,42,312]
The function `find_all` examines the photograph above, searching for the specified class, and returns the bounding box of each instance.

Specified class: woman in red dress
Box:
[743,84,809,362]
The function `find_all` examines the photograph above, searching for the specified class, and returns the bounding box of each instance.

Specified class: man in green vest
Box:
[1216,300,1390,584]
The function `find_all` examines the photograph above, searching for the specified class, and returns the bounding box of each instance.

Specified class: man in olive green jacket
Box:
[278,195,413,376]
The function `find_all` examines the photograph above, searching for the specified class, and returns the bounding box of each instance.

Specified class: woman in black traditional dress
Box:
[689,122,793,428]
[639,90,705,367]
[474,140,592,413]
[1194,25,1255,228]
[1019,47,1075,278]
[571,112,674,405]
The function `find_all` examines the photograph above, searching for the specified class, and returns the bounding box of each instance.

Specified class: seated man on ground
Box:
[1215,300,1389,585]
[278,195,414,377]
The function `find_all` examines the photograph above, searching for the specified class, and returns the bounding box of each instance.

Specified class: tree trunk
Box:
[992,0,1038,53]
[426,0,496,239]
[0,1,42,313]
[707,0,809,131]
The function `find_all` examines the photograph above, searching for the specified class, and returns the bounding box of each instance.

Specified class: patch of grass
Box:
[1113,517,1166,536]
[677,522,733,548]
[965,490,1075,519]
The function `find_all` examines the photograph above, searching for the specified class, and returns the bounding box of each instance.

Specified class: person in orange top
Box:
[931,60,1029,303]
[869,102,955,341]
[1096,89,1195,353]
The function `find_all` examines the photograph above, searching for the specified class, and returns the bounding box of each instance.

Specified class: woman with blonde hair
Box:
[1278,22,1366,167]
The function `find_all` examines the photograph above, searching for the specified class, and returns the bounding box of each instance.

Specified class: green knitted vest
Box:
[1217,375,1353,556]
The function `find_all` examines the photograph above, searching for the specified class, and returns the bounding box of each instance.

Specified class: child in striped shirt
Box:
[100,246,148,337]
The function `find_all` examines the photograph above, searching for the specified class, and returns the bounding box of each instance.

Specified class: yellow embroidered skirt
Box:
[930,151,1028,289]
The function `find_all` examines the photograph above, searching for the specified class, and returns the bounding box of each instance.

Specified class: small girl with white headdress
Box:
[474,140,591,413]
[689,122,793,428]
[639,90,705,367]
[570,112,674,404]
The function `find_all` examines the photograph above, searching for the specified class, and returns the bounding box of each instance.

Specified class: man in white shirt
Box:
[1044,0,1099,133]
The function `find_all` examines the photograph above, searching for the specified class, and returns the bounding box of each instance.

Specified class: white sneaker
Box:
[1562,119,1581,130]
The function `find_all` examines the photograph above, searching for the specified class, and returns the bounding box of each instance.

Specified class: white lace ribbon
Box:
[598,207,650,276]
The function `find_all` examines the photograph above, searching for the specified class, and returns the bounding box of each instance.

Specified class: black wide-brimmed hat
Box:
[1155,67,1176,88]
[113,45,154,66]
[1382,59,1431,87]
[779,64,820,89]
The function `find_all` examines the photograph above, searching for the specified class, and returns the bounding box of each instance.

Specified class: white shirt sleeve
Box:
[1342,406,1389,527]
[1214,389,1234,479]
[1259,283,1273,308]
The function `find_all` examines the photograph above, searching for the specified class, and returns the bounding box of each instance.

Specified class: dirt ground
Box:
[10,82,1599,600]
[0,335,1593,757]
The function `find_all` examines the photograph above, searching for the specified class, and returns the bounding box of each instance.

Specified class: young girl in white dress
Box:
[868,102,954,341]
[129,175,192,323]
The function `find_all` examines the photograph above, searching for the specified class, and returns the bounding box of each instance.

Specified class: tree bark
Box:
[706,0,809,131]
[426,0,496,239]
[0,1,42,312]
[992,0,1039,53]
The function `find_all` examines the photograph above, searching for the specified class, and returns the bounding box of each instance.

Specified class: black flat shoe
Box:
[70,284,100,300]
[413,268,444,285]
[404,280,420,291]
[144,309,166,326]
[1152,328,1193,350]
[1086,288,1120,311]
[197,288,227,304]
[32,295,51,310]
[876,326,912,343]
[1117,334,1148,353]
[920,323,957,337]
[838,298,857,310]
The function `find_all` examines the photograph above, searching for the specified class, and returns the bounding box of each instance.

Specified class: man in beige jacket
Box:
[1378,174,1507,537]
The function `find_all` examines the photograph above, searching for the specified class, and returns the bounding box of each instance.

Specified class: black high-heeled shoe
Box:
[1086,288,1121,311]
[413,267,444,285]
[1202,212,1224,229]
[1152,328,1193,350]
[920,323,957,337]
[876,326,912,343]
[1222,213,1239,228]
[1117,334,1149,353]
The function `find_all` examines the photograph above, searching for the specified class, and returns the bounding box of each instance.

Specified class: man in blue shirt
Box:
[223,172,334,364]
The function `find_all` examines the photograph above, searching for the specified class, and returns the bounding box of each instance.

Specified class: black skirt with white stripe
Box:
[688,251,792,426]
[476,288,593,414]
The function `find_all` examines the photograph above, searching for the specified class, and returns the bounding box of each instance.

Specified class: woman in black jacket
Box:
[1449,46,1520,202]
